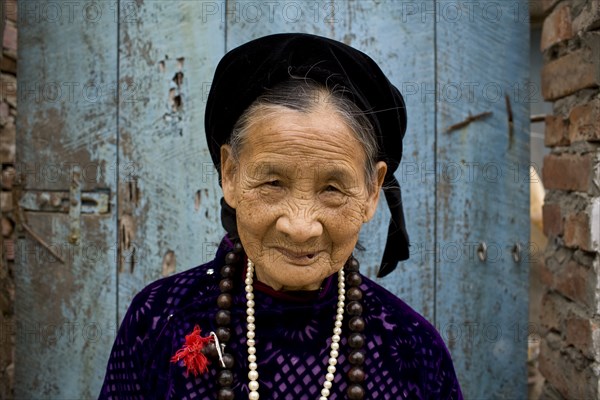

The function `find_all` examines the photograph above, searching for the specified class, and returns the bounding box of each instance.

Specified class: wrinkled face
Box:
[221,104,386,291]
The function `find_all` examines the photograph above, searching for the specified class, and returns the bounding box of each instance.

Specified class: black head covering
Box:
[205,33,409,277]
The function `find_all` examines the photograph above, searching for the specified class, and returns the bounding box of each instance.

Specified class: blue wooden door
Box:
[16,1,529,398]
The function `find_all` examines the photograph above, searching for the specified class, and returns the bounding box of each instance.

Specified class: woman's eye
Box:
[325,185,340,192]
[265,180,280,187]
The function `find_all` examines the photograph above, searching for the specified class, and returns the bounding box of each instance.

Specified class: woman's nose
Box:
[276,205,323,242]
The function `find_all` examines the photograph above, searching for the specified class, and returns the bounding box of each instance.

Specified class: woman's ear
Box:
[220,144,238,208]
[363,161,387,222]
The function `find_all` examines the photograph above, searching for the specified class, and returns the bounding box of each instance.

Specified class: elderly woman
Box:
[99,33,462,399]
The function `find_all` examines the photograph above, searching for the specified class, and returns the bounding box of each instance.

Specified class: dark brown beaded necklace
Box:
[212,241,366,399]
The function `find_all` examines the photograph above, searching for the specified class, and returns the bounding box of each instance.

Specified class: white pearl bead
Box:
[247,339,255,347]
[248,370,259,380]
[328,357,337,366]
[249,391,260,400]
[248,354,256,363]
[333,327,341,335]
[247,308,255,316]
[325,372,335,381]
[247,300,255,308]
[330,350,338,358]
[336,314,343,321]
[327,365,336,374]
[249,381,259,391]
[247,323,255,331]
[324,381,332,389]
[248,346,256,355]
[249,362,258,370]
[320,397,327,400]
[332,334,340,342]
[334,320,342,328]
[331,342,339,350]
[247,331,255,339]
[321,388,330,397]
[247,315,255,323]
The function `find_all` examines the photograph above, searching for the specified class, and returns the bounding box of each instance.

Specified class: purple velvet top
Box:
[99,237,463,399]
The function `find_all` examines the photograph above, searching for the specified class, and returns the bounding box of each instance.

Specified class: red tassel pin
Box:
[170,325,215,376]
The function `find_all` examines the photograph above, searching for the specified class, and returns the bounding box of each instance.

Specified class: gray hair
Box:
[228,79,379,192]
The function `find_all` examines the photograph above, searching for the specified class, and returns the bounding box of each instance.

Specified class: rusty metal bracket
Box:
[18,190,109,214]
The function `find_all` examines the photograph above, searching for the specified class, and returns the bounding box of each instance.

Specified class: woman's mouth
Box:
[274,247,322,264]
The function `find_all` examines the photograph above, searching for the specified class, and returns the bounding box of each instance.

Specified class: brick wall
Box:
[538,0,600,398]
[0,0,17,398]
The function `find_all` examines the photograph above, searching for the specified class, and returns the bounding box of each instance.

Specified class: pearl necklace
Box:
[245,259,346,400]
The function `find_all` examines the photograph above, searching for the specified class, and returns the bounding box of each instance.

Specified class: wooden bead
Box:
[217,293,233,309]
[233,241,244,253]
[346,287,363,301]
[346,272,362,287]
[348,350,365,365]
[216,327,231,342]
[204,342,218,359]
[348,333,364,349]
[217,387,235,400]
[346,301,363,316]
[219,278,234,293]
[217,369,234,386]
[222,353,235,369]
[347,383,365,399]
[225,252,239,265]
[216,310,231,326]
[348,316,365,332]
[346,257,360,272]
[220,265,234,278]
[348,366,365,383]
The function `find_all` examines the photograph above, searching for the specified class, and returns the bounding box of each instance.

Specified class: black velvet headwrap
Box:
[205,33,409,278]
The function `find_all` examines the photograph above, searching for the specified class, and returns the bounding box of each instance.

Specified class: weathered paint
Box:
[116,0,226,323]
[435,1,530,397]
[15,0,119,397]
[17,1,529,398]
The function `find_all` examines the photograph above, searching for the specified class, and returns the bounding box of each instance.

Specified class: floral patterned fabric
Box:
[99,237,463,399]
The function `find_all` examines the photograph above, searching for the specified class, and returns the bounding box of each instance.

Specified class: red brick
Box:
[539,339,598,399]
[542,153,594,192]
[573,0,600,32]
[568,99,600,143]
[538,261,554,287]
[1,216,12,237]
[0,74,17,108]
[540,292,564,333]
[5,0,17,23]
[543,203,564,237]
[0,123,15,164]
[565,212,592,251]
[0,55,17,75]
[566,317,600,359]
[538,0,562,16]
[544,115,569,147]
[553,260,596,309]
[2,21,17,53]
[541,50,599,101]
[0,166,15,190]
[0,102,9,120]
[0,191,12,212]
[541,4,573,51]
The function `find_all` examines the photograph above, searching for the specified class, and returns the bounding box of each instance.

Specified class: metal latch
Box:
[17,168,110,257]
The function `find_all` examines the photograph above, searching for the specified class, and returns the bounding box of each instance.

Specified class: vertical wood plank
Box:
[225,0,437,319]
[117,1,226,321]
[435,0,530,397]
[15,0,118,397]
